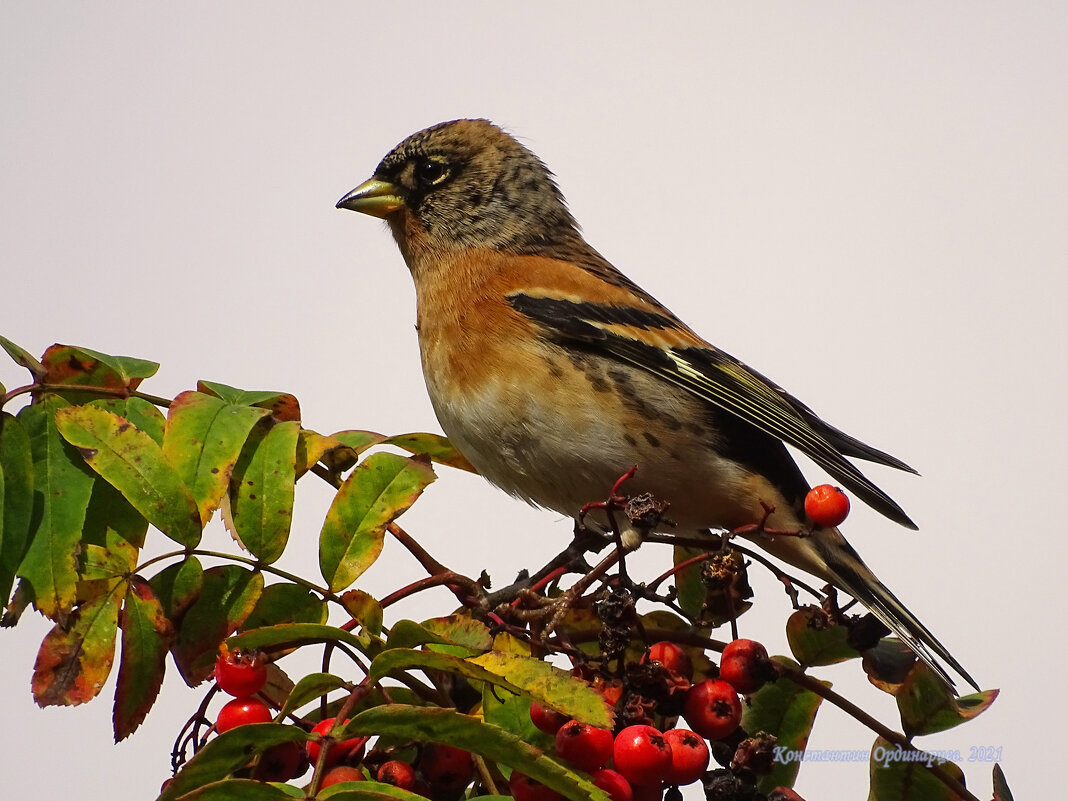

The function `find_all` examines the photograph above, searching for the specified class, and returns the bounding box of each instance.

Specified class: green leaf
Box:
[39,344,157,404]
[55,404,202,546]
[383,432,477,473]
[868,737,966,801]
[482,683,554,750]
[896,662,998,737]
[241,583,328,631]
[862,638,918,694]
[78,417,151,551]
[124,396,167,445]
[672,545,707,619]
[279,672,350,716]
[386,616,491,656]
[341,706,608,801]
[741,656,825,793]
[173,779,296,800]
[196,381,299,419]
[319,452,436,592]
[992,764,1013,801]
[339,589,383,636]
[229,419,299,564]
[79,528,138,604]
[785,606,862,667]
[159,724,308,801]
[162,391,271,526]
[422,614,494,652]
[470,651,613,728]
[0,335,45,379]
[150,556,204,622]
[58,345,158,384]
[369,649,612,729]
[227,623,369,656]
[31,588,122,706]
[17,397,97,618]
[172,565,264,685]
[329,430,388,455]
[295,429,338,476]
[0,411,34,605]
[114,576,174,741]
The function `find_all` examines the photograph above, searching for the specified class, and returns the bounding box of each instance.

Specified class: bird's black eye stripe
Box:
[415,157,450,186]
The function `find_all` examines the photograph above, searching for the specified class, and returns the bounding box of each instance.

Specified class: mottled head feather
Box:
[372,119,582,253]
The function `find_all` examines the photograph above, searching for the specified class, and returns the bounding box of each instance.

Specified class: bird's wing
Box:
[507,292,919,529]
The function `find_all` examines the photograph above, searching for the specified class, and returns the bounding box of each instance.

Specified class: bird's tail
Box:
[813,530,979,693]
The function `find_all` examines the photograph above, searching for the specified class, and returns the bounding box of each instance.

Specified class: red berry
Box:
[419,743,474,792]
[214,647,267,698]
[306,717,364,768]
[804,484,850,528]
[591,768,633,801]
[509,771,565,801]
[612,725,673,786]
[215,697,272,733]
[555,720,614,771]
[254,740,308,782]
[376,760,416,790]
[642,642,693,679]
[661,729,709,786]
[720,639,773,694]
[320,766,365,788]
[530,701,569,734]
[682,680,742,741]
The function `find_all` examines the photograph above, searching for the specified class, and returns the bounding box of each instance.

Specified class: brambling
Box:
[337,119,976,690]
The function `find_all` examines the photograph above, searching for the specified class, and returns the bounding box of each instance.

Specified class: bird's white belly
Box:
[423,364,760,531]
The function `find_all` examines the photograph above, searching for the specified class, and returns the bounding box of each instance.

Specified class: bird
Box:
[336,118,977,691]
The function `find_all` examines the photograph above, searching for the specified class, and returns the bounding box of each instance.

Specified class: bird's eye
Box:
[415,158,449,186]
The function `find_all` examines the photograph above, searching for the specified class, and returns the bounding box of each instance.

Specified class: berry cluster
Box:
[208,648,477,794]
[199,637,805,800]
[512,638,802,801]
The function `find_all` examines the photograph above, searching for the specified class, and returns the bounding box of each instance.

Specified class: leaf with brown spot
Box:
[197,381,301,423]
[40,344,158,403]
[162,391,270,525]
[17,397,96,619]
[228,419,299,564]
[319,453,436,592]
[113,576,174,740]
[55,404,202,546]
[32,588,122,706]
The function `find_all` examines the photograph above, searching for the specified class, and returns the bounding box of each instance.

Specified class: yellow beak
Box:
[336,178,404,218]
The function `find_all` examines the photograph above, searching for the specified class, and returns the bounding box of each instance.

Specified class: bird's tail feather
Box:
[818,534,979,693]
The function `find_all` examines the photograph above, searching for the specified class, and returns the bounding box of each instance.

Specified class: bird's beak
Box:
[336,178,405,218]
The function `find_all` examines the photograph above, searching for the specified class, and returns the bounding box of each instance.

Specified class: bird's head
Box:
[337,119,580,259]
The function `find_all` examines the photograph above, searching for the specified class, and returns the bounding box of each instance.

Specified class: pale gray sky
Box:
[2,4,1064,800]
